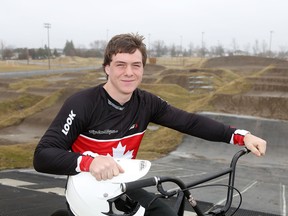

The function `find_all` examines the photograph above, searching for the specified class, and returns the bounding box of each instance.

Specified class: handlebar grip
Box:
[121,177,158,193]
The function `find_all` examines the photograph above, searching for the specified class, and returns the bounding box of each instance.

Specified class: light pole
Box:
[269,30,274,57]
[201,32,205,58]
[44,23,51,69]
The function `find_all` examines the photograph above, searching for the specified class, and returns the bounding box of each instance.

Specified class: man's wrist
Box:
[231,129,251,146]
[76,155,94,172]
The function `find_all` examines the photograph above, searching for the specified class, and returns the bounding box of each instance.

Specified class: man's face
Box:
[105,49,144,96]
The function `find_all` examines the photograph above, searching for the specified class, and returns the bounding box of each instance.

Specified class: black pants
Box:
[127,189,178,216]
[57,189,178,216]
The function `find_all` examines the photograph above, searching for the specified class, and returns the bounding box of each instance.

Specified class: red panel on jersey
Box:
[72,132,145,159]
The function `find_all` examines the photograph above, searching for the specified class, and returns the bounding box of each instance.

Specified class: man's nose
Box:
[125,65,133,75]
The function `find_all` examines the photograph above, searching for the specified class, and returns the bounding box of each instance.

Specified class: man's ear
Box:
[104,65,110,76]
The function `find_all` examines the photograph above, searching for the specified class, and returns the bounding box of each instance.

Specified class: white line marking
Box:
[207,180,258,212]
[237,180,258,195]
[281,184,286,216]
[36,187,65,196]
[0,178,36,186]
[184,211,197,216]
[0,178,65,196]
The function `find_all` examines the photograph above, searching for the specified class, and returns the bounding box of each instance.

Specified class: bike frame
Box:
[121,148,249,216]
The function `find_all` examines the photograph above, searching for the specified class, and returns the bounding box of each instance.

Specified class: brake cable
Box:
[182,183,243,216]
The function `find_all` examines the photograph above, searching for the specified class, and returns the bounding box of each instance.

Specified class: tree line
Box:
[1,38,288,60]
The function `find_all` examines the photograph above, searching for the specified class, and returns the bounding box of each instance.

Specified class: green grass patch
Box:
[140,83,190,110]
[0,94,43,118]
[0,143,36,170]
[0,89,63,129]
[0,61,47,72]
[138,126,182,160]
[0,57,102,72]
[9,78,50,91]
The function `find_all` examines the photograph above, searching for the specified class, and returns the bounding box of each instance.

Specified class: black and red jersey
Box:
[34,84,236,175]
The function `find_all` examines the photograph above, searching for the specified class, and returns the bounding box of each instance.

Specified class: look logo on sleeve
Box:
[62,110,76,135]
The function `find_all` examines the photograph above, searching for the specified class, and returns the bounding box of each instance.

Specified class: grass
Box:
[0,143,36,170]
[0,94,43,118]
[0,57,102,72]
[0,61,47,72]
[138,126,183,160]
[9,78,50,91]
[140,83,190,109]
[0,89,64,129]
[156,57,205,68]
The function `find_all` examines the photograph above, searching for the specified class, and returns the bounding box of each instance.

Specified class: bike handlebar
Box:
[120,176,159,192]
[121,148,249,193]
[120,148,250,216]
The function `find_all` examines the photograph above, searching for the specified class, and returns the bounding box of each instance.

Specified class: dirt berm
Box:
[202,56,288,120]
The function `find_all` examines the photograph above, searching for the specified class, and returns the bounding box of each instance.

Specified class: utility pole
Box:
[201,31,205,58]
[44,23,51,69]
[269,30,274,57]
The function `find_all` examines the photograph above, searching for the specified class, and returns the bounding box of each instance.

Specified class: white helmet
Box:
[66,158,151,216]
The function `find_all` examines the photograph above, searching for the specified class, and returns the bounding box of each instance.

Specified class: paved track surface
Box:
[0,113,287,216]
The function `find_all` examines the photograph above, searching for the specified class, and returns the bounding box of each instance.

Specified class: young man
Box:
[34,33,266,216]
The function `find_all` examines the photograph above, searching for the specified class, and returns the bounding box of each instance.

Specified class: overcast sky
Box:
[1,0,287,52]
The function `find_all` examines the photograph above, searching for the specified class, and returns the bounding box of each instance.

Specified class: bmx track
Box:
[0,113,287,216]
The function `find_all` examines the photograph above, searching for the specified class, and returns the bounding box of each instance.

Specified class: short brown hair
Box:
[102,33,147,70]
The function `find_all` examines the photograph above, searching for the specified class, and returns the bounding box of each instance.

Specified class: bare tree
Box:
[170,44,177,57]
[277,46,288,59]
[213,44,225,57]
[152,40,167,57]
[90,40,107,50]
[3,48,14,60]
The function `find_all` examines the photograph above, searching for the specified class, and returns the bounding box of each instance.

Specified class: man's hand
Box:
[244,133,267,157]
[89,156,124,181]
